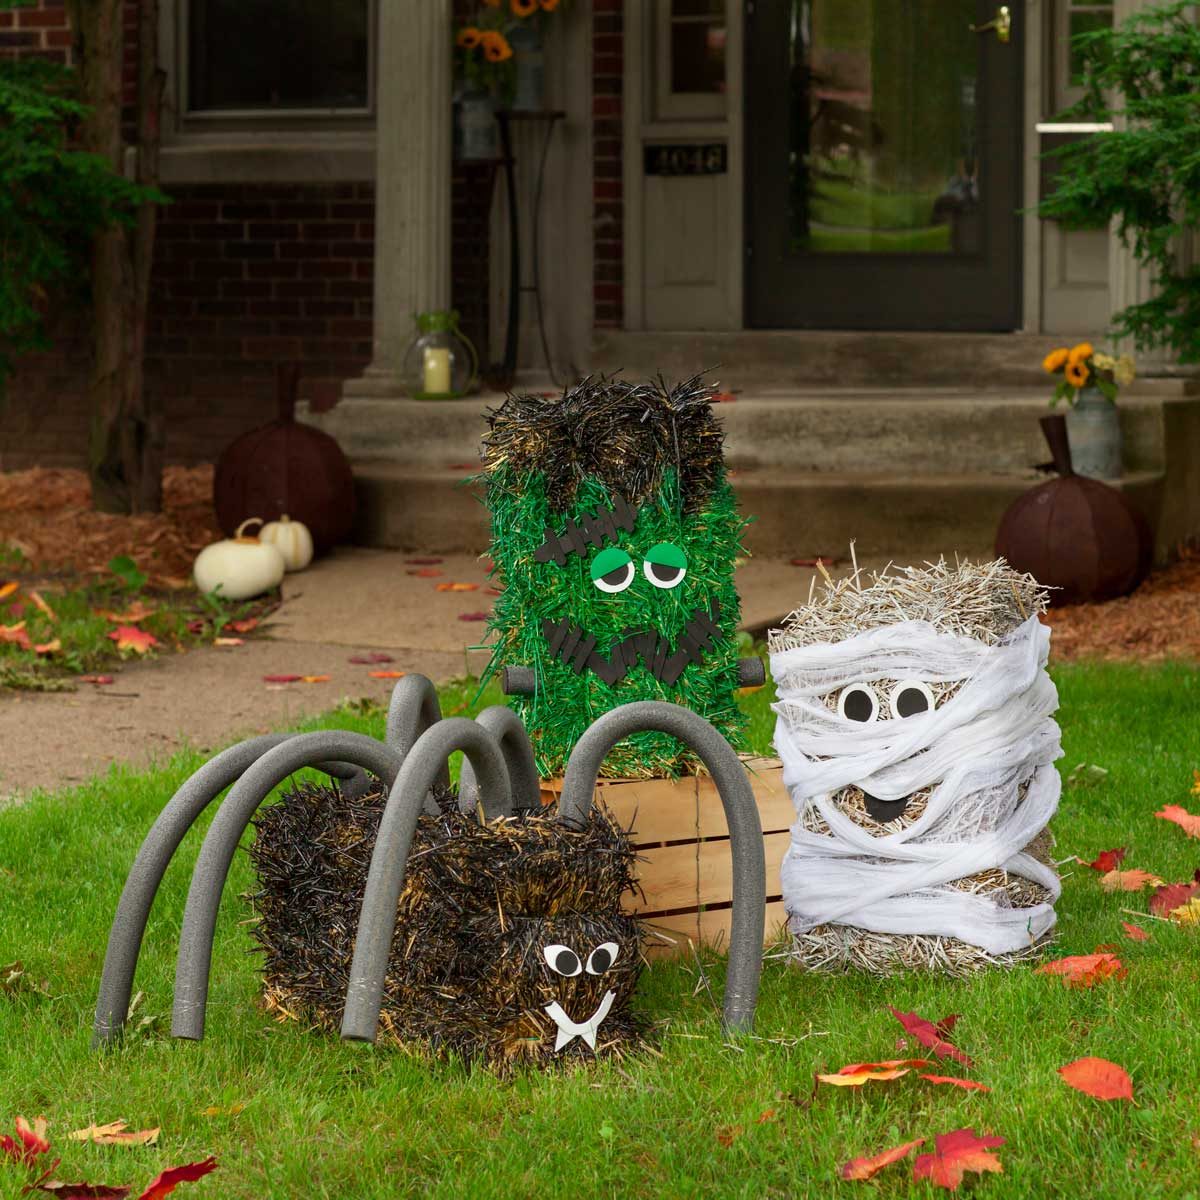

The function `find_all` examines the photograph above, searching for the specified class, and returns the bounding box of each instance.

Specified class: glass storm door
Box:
[745,0,1022,330]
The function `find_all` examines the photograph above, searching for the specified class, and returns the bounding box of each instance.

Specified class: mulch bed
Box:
[1,466,1198,661]
[0,466,220,587]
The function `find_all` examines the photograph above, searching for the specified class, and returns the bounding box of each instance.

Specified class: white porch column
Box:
[344,0,453,398]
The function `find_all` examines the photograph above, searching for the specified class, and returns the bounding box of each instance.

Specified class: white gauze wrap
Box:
[769,614,1062,956]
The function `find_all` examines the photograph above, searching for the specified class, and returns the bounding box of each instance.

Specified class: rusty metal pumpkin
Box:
[214,365,355,555]
[995,415,1151,605]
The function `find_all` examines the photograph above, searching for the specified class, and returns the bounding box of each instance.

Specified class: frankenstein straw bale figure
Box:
[768,559,1062,975]
[481,375,749,778]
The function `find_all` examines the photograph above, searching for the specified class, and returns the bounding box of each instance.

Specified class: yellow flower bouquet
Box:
[1042,343,1135,406]
[455,0,567,102]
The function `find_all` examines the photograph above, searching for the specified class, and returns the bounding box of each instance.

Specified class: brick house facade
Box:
[0,0,611,471]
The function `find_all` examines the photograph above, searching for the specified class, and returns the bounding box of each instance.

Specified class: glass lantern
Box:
[403,310,479,400]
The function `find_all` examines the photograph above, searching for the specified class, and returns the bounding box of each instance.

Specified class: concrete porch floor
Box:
[305,381,1200,565]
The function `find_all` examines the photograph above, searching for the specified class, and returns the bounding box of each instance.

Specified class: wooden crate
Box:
[540,757,794,957]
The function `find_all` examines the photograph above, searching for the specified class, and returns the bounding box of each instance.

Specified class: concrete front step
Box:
[350,461,1165,562]
[306,391,1169,477]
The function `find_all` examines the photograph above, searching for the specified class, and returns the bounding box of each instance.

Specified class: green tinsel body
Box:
[480,374,744,772]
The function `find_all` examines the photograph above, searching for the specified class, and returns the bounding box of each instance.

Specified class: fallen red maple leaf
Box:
[435,582,479,592]
[94,602,156,624]
[1058,1056,1134,1102]
[25,1162,131,1198]
[368,670,407,679]
[0,1114,49,1165]
[0,621,31,650]
[887,1007,973,1067]
[1099,868,1163,892]
[457,611,489,622]
[0,581,16,602]
[1121,921,1151,942]
[348,652,394,664]
[80,675,115,686]
[912,1129,1005,1191]
[134,1157,218,1200]
[300,675,330,684]
[817,1063,915,1088]
[919,1074,992,1092]
[1156,804,1200,839]
[1034,951,1127,988]
[1082,846,1127,872]
[715,1125,741,1148]
[406,568,443,578]
[262,674,303,684]
[840,1138,925,1182]
[225,617,258,634]
[1149,876,1200,918]
[107,626,158,655]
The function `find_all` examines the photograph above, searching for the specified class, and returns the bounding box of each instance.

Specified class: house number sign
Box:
[644,143,727,176]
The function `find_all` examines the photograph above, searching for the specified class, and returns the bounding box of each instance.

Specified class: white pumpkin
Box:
[259,514,314,573]
[193,518,286,600]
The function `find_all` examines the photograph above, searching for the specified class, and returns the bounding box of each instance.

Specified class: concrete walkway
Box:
[0,547,835,805]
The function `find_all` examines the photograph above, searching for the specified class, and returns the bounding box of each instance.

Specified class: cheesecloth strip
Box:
[769,615,1062,956]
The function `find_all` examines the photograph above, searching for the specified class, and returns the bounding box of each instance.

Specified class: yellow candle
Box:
[423,347,452,395]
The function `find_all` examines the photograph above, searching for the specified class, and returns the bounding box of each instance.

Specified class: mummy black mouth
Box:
[542,600,722,687]
[862,792,912,824]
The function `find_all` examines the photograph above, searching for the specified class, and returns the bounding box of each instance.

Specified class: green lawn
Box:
[1,664,1198,1198]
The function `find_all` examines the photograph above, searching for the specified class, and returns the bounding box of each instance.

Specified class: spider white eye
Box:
[838,684,878,723]
[585,942,619,975]
[889,679,935,720]
[542,944,582,977]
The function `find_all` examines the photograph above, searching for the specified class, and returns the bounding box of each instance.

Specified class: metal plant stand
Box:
[495,108,566,387]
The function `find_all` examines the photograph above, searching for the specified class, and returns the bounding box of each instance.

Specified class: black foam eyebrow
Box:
[534,494,638,565]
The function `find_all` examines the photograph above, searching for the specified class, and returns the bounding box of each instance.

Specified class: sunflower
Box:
[481,30,514,61]
[456,25,482,48]
[1042,348,1069,373]
[1065,360,1089,388]
[1068,341,1094,365]
[512,0,538,15]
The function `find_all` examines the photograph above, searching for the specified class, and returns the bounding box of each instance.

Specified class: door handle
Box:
[969,5,1011,43]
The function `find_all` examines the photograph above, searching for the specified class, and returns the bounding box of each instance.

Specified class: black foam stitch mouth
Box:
[542,600,722,686]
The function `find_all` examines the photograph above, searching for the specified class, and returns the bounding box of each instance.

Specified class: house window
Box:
[1057,0,1113,102]
[185,0,372,116]
[654,0,727,121]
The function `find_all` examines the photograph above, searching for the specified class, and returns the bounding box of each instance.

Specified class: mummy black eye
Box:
[585,942,619,975]
[890,680,935,719]
[542,944,582,977]
[838,684,878,723]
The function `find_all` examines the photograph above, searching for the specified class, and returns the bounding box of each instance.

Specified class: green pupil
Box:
[591,546,632,581]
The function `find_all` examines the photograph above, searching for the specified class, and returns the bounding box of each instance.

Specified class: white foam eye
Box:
[590,547,635,594]
[642,542,688,589]
[889,679,935,719]
[838,684,878,723]
[542,944,582,977]
[585,942,619,975]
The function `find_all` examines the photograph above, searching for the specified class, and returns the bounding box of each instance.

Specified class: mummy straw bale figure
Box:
[768,560,1062,975]
[480,374,760,779]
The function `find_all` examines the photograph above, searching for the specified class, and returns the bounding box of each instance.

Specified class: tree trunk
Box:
[69,0,165,515]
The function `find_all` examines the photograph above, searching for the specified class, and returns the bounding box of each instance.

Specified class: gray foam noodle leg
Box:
[459,705,541,816]
[557,702,765,1034]
[385,674,450,807]
[171,731,405,1041]
[92,734,363,1048]
[340,719,513,1044]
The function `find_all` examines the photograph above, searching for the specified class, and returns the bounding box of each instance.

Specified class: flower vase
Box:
[508,21,545,111]
[456,88,498,161]
[1065,385,1122,480]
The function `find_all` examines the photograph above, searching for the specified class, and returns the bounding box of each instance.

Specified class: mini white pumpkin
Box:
[259,514,314,573]
[194,518,286,600]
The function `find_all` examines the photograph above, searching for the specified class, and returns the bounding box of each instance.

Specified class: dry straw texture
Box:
[249,780,645,1071]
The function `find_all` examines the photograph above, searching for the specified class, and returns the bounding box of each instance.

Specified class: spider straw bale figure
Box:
[480,375,749,779]
[767,560,1062,975]
[250,780,643,1069]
